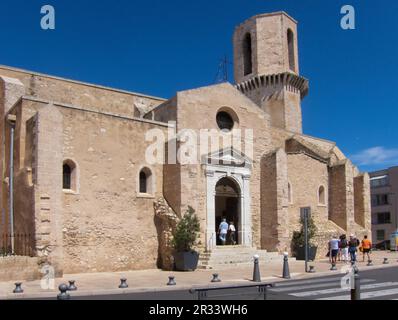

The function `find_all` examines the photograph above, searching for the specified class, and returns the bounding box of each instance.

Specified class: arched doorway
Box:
[215,177,241,245]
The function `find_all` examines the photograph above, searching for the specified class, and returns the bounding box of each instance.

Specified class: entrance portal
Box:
[215,177,240,245]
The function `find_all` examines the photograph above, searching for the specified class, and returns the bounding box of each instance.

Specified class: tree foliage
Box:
[292,214,317,247]
[172,206,200,252]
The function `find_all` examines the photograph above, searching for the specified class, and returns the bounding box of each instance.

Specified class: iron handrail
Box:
[189,282,275,300]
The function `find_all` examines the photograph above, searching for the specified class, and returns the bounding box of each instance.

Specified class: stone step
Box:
[197,258,296,270]
[197,247,293,269]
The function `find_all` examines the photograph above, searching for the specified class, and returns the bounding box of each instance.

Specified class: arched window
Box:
[243,33,252,76]
[139,167,153,195]
[63,164,71,189]
[63,160,78,192]
[287,29,295,72]
[288,182,293,204]
[318,185,326,205]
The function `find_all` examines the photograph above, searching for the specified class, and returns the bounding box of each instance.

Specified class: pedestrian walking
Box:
[218,218,229,246]
[339,234,349,263]
[348,234,360,263]
[361,235,372,262]
[329,235,340,265]
[228,221,236,245]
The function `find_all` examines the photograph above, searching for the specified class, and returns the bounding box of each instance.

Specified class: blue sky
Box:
[0,0,397,172]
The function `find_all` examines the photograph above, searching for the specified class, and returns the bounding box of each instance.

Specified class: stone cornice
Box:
[235,72,309,99]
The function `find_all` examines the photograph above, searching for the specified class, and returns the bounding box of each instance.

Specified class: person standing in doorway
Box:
[361,235,372,262]
[229,221,236,245]
[218,218,229,246]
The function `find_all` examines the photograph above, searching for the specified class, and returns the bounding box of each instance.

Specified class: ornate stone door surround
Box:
[203,148,252,251]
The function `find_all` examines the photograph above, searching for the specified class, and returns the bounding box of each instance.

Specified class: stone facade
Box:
[0,11,370,278]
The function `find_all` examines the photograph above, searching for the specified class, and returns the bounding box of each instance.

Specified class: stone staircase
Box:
[198,246,295,269]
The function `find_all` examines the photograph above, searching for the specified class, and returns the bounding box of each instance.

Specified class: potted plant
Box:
[292,214,318,261]
[172,206,201,271]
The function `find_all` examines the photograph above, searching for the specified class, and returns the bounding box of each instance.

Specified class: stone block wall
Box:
[260,148,289,252]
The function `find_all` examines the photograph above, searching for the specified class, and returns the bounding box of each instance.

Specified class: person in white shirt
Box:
[218,218,229,245]
[229,221,236,245]
[329,235,340,265]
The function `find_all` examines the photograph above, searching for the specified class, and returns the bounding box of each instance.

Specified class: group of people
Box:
[217,218,237,245]
[328,234,372,264]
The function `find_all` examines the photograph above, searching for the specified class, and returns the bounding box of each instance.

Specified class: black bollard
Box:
[330,263,337,271]
[350,268,360,300]
[68,280,77,291]
[57,284,70,300]
[253,255,261,282]
[167,276,176,286]
[383,258,389,265]
[13,282,23,294]
[282,253,291,279]
[367,259,373,266]
[119,278,128,289]
[309,266,316,273]
[211,273,221,283]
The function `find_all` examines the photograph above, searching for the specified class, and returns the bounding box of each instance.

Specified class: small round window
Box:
[216,111,234,131]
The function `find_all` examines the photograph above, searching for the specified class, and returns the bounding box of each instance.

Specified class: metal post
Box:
[351,268,360,300]
[282,252,291,279]
[304,211,308,273]
[253,255,261,282]
[9,123,15,255]
[57,284,70,300]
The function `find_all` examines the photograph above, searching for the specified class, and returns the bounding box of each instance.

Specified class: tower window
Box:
[63,164,71,189]
[318,185,326,206]
[288,182,293,204]
[139,167,153,195]
[243,33,252,76]
[63,159,78,192]
[287,29,295,72]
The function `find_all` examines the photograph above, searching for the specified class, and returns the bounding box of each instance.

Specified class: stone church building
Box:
[0,12,370,277]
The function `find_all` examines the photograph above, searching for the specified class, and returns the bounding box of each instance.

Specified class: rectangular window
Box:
[371,194,390,206]
[376,230,385,241]
[377,212,391,224]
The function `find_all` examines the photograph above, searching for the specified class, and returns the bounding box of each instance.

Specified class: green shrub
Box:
[172,206,200,252]
[292,214,317,247]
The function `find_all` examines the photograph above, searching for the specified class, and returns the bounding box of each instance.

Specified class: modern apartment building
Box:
[370,166,398,246]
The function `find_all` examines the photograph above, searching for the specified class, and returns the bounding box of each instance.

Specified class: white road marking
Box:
[273,276,352,288]
[272,279,374,293]
[293,282,398,297]
[318,285,398,300]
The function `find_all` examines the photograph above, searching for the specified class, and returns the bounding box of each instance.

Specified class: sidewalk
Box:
[1,250,397,299]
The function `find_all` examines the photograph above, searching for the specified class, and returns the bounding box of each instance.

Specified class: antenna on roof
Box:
[214,55,232,84]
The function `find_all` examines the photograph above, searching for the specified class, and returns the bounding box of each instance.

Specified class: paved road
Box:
[35,266,398,300]
[267,266,398,300]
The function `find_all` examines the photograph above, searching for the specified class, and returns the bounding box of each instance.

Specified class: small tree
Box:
[292,214,317,247]
[172,206,200,252]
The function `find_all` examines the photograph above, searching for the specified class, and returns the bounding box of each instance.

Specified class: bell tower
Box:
[233,12,309,133]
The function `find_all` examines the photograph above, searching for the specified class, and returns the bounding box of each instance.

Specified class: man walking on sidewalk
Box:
[361,235,372,262]
[329,235,340,265]
[349,234,360,263]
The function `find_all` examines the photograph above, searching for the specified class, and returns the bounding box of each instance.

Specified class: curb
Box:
[2,262,397,300]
